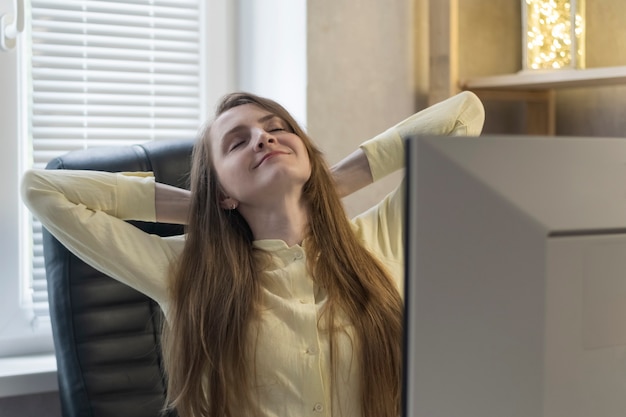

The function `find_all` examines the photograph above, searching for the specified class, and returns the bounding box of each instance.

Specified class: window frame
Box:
[0,0,235,366]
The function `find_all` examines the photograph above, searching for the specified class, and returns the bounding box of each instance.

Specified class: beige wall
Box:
[301,0,626,214]
[307,0,416,216]
[457,0,526,134]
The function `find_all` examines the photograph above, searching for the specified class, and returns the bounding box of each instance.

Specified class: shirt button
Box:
[313,403,324,412]
[305,346,318,355]
[294,252,303,260]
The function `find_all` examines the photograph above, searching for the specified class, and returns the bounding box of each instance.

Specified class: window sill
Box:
[0,354,57,398]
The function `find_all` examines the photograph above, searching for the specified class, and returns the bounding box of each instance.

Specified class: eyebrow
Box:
[220,113,282,148]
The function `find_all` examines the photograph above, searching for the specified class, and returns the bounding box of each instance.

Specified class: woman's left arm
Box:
[330,148,373,198]
[332,91,485,198]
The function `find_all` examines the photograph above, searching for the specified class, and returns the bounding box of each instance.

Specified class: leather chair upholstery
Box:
[43,139,195,417]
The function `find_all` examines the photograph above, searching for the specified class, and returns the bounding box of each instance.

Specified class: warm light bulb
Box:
[523,0,585,70]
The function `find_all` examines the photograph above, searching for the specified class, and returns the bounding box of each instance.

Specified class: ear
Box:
[220,197,239,210]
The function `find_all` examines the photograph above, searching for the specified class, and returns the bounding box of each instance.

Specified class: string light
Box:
[524,0,585,70]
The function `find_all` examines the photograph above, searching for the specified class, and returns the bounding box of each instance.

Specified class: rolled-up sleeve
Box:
[353,91,485,292]
[21,169,181,305]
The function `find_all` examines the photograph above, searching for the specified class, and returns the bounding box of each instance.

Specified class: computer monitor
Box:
[403,134,626,417]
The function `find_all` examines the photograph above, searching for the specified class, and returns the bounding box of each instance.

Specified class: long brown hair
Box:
[162,92,403,417]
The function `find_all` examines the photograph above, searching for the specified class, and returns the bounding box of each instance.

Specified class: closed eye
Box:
[229,140,245,151]
[266,117,291,133]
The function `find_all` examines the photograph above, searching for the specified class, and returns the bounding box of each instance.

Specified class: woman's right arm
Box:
[21,169,184,304]
[155,182,191,224]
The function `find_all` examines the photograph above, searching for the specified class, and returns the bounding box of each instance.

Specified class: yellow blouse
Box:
[21,91,484,417]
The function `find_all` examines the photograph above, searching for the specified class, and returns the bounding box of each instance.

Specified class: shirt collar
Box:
[253,239,304,252]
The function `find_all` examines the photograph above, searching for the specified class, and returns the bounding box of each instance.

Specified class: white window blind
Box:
[27,0,202,324]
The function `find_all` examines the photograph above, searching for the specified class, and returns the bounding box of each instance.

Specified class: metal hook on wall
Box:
[1,0,25,51]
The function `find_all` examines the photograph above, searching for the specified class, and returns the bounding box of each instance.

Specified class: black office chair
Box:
[42,139,195,417]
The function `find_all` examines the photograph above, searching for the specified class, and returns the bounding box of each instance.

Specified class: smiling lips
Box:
[255,151,288,168]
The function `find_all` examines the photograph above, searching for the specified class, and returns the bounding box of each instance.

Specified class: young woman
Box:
[22,91,484,417]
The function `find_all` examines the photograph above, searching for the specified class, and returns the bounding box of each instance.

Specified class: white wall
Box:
[237,0,307,127]
[0,0,21,312]
[202,0,237,116]
[0,1,61,414]
[0,0,53,358]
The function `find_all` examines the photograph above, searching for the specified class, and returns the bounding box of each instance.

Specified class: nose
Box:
[254,131,276,150]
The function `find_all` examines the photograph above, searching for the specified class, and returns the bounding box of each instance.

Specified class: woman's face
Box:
[209,104,312,207]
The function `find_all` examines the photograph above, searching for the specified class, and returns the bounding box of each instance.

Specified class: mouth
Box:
[255,151,288,168]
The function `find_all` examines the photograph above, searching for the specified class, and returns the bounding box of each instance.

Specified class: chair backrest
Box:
[43,139,195,417]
